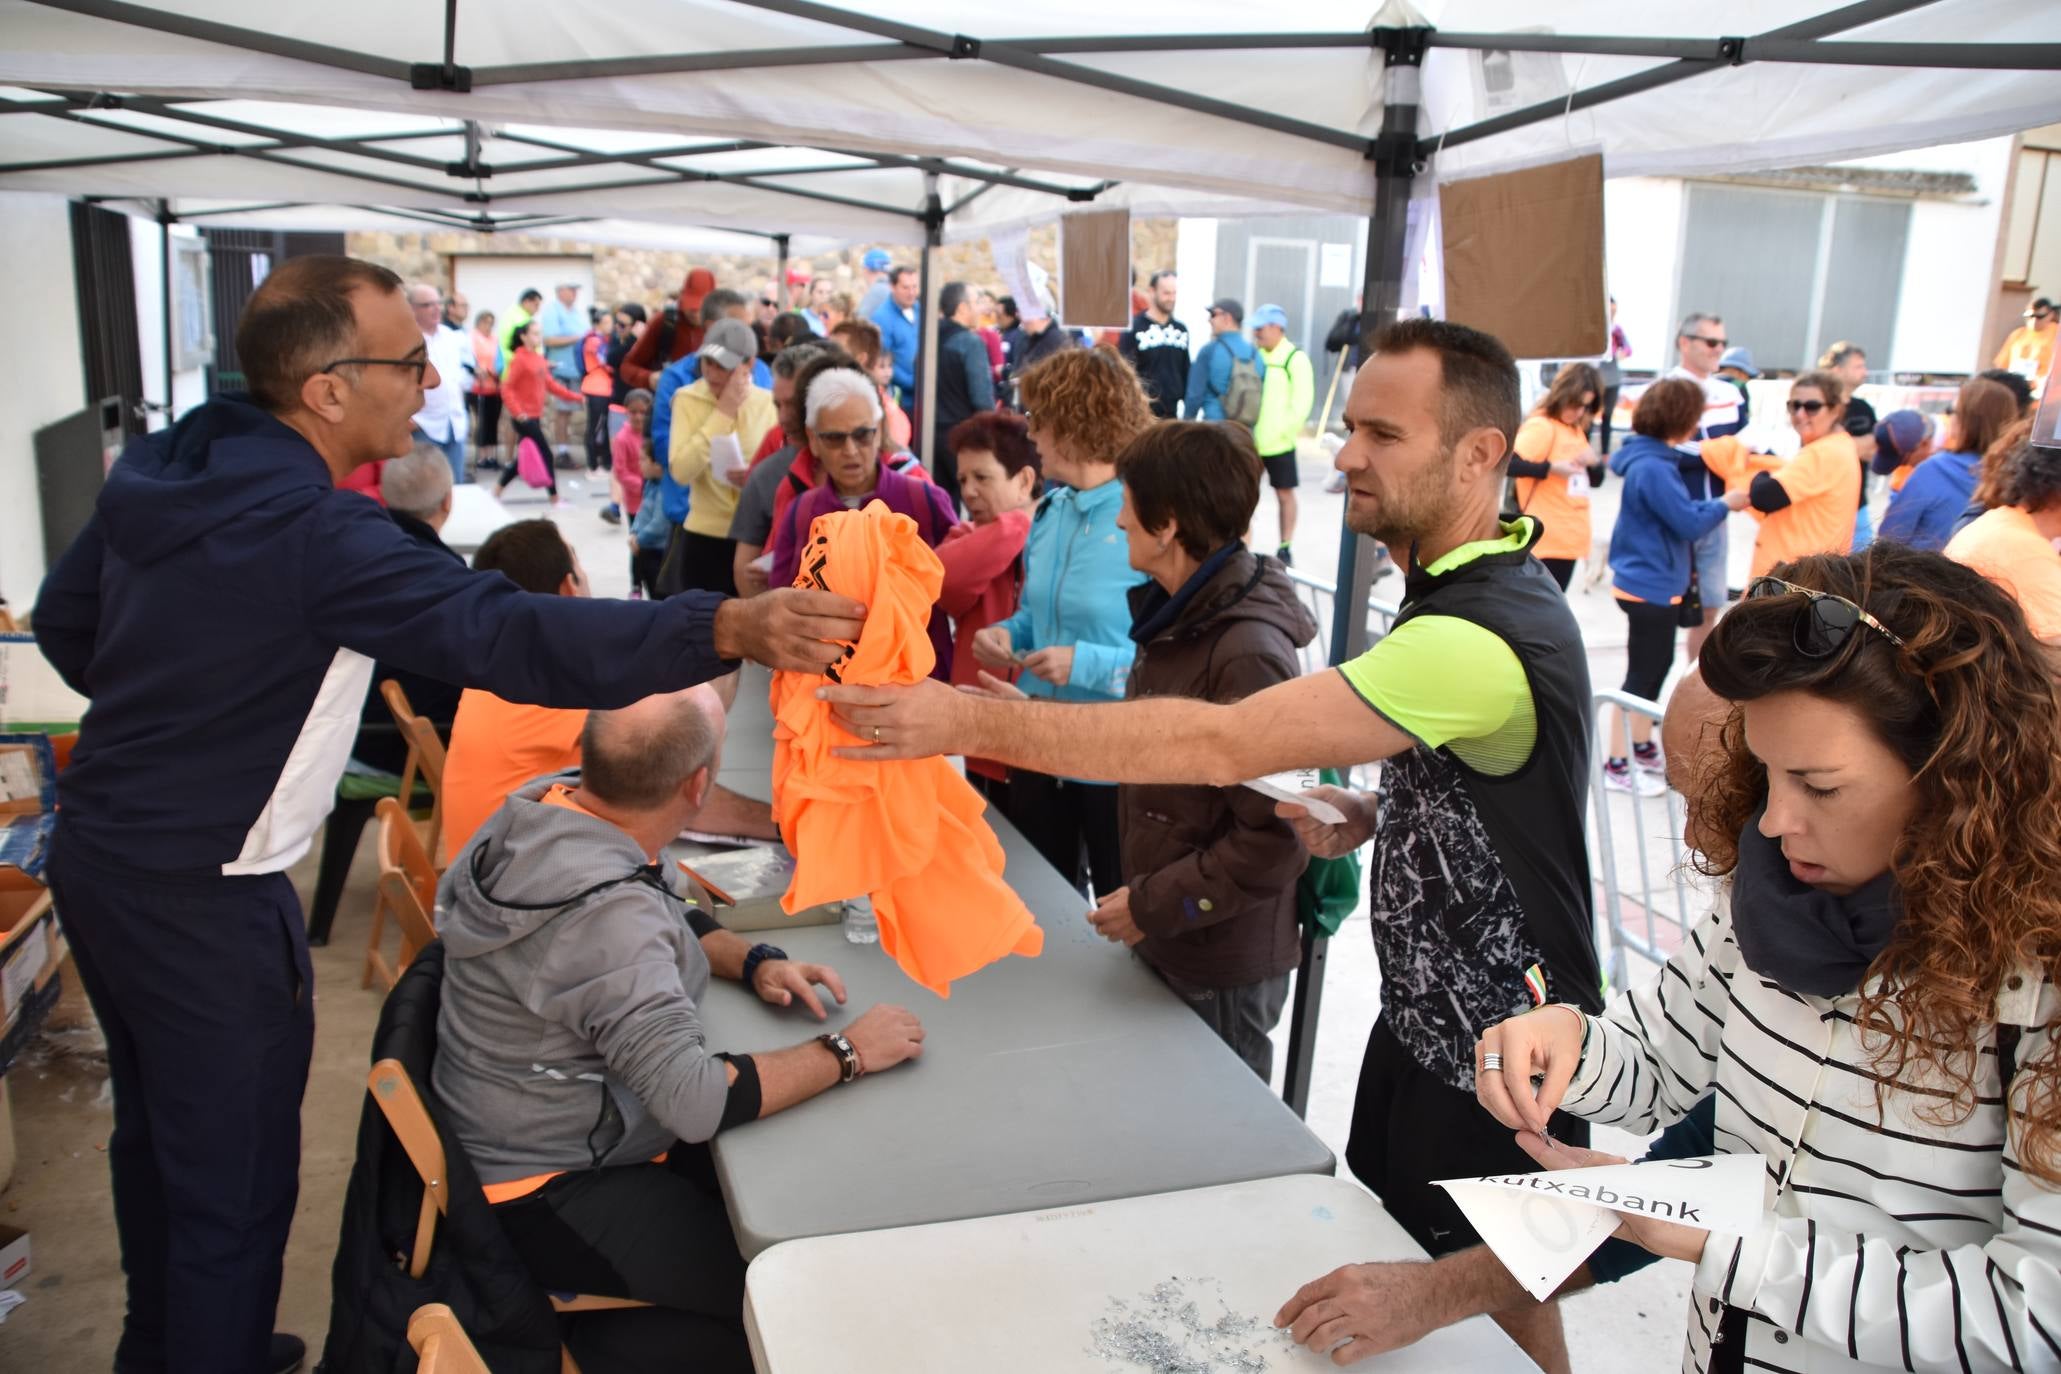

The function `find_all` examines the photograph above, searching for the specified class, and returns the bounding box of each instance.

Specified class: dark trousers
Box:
[676,530,739,597]
[1540,557,1576,591]
[493,1145,751,1374]
[1152,965,1290,1081]
[474,392,503,456]
[584,395,612,472]
[499,416,560,498]
[47,828,314,1374]
[1619,597,1679,704]
[1594,383,1621,455]
[1002,770,1122,898]
[631,544,666,599]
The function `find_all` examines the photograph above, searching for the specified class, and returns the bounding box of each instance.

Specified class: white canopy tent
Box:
[6,0,2059,1114]
[2,1,2058,239]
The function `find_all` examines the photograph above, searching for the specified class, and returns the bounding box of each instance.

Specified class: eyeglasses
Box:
[318,354,428,384]
[814,426,879,451]
[1785,399,1827,415]
[1683,334,1727,349]
[1745,576,1907,657]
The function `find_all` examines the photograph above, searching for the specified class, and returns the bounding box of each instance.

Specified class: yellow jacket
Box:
[669,378,778,538]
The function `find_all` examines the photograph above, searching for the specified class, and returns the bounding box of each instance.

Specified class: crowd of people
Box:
[24,237,2061,1374]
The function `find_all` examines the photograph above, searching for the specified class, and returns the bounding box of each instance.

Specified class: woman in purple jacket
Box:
[769,358,956,677]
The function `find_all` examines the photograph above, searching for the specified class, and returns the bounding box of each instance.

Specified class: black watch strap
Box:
[741,942,787,986]
[819,1032,861,1084]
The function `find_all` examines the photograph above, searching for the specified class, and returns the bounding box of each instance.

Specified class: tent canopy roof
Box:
[0,0,2057,245]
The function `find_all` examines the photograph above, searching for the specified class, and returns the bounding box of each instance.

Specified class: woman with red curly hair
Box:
[1474,542,2061,1373]
[973,347,1154,895]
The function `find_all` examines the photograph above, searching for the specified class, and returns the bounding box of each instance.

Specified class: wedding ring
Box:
[872,725,882,742]
[1483,1052,1504,1072]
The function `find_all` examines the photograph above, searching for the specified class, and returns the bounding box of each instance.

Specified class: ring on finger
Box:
[872,725,882,742]
[1483,1052,1504,1072]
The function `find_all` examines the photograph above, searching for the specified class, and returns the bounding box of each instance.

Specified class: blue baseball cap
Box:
[1874,409,1934,465]
[863,249,892,272]
[1249,303,1289,330]
[1717,346,1759,377]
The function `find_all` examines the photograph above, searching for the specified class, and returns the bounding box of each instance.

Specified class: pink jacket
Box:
[935,509,1030,778]
[611,423,647,516]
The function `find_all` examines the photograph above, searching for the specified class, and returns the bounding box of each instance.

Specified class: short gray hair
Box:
[579,692,721,810]
[380,441,454,518]
[407,281,442,307]
[805,368,882,428]
[1677,312,1722,339]
[773,339,842,380]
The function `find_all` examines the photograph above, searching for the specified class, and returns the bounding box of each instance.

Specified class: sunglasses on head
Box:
[1786,399,1827,415]
[1745,577,1907,657]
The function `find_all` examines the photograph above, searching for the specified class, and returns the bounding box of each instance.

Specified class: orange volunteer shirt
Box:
[440,689,587,858]
[771,500,1041,997]
[1946,505,2061,642]
[1750,430,1861,580]
[1511,415,1592,562]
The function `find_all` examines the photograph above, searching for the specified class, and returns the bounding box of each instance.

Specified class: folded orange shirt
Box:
[770,501,1042,996]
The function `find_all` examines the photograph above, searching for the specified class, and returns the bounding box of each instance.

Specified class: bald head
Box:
[579,686,726,812]
[1663,667,1732,854]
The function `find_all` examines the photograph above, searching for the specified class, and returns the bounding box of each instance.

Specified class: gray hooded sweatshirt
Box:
[434,771,736,1186]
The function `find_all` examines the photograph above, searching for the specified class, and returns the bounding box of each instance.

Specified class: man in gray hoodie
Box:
[435,685,925,1368]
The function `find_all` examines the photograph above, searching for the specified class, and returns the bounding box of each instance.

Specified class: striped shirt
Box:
[1561,892,2061,1373]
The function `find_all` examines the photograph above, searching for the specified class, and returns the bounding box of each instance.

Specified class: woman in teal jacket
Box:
[969,348,1154,895]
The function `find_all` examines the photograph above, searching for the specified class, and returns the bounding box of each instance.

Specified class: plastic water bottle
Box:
[842,894,879,945]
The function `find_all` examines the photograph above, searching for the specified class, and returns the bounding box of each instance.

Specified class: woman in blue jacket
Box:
[970,348,1155,895]
[1878,376,2019,551]
[1603,379,1748,794]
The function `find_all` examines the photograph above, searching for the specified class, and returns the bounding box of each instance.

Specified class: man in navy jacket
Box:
[31,255,864,1374]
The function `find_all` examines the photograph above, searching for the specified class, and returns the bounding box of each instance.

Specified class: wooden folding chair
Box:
[362,797,441,991]
[406,1303,493,1374]
[380,678,449,867]
[368,1059,649,1374]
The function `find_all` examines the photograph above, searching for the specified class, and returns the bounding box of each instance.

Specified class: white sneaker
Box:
[1633,746,1666,777]
[1604,762,1666,797]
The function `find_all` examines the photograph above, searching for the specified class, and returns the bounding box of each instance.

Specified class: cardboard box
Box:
[0,1222,29,1287]
[0,734,56,895]
[0,889,61,1080]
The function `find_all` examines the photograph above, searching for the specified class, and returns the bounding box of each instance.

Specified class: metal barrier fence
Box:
[1282,567,1400,673]
[1588,688,1699,990]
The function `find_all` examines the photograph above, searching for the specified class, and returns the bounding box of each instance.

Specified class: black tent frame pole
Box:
[1278,24,1430,1123]
[155,197,174,424]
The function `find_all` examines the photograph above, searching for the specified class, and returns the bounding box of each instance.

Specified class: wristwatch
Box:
[741,942,787,987]
[819,1031,863,1084]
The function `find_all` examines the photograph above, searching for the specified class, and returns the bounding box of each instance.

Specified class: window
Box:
[1675,184,1911,373]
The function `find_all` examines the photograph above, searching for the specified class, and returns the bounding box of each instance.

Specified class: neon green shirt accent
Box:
[1335,523,1542,777]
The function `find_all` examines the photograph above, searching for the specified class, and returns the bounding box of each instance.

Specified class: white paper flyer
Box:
[1435,1154,1766,1301]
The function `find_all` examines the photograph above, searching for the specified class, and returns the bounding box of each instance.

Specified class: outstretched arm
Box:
[822,668,1414,785]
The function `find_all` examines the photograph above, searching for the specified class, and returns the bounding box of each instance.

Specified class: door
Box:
[1247,238,1318,352]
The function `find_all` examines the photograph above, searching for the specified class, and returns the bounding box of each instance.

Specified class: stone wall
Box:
[345,216,1179,316]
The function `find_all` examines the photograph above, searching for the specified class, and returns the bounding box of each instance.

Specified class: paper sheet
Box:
[711,433,748,487]
[1239,770,1348,825]
[1436,1153,1767,1300]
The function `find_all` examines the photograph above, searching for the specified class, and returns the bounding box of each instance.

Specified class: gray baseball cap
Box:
[699,317,759,370]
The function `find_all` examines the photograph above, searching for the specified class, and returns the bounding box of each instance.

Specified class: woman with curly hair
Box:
[1474,541,2061,1373]
[972,346,1153,895]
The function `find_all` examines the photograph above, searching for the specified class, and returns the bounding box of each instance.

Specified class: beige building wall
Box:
[345,218,1179,317]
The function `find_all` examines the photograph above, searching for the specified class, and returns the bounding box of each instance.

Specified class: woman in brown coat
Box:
[1094,422,1317,1078]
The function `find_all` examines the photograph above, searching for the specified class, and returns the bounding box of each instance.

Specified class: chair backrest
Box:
[381,677,448,865]
[374,797,441,979]
[407,1304,494,1374]
[369,1057,450,1279]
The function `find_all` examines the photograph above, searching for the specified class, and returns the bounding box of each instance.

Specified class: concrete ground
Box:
[0,439,1769,1371]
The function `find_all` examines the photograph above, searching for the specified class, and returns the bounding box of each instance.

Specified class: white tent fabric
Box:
[3,0,2057,248]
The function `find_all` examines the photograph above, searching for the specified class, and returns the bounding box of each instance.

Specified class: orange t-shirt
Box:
[440,689,587,858]
[1750,430,1861,580]
[770,501,1042,997]
[1511,416,1592,562]
[1946,505,2061,642]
